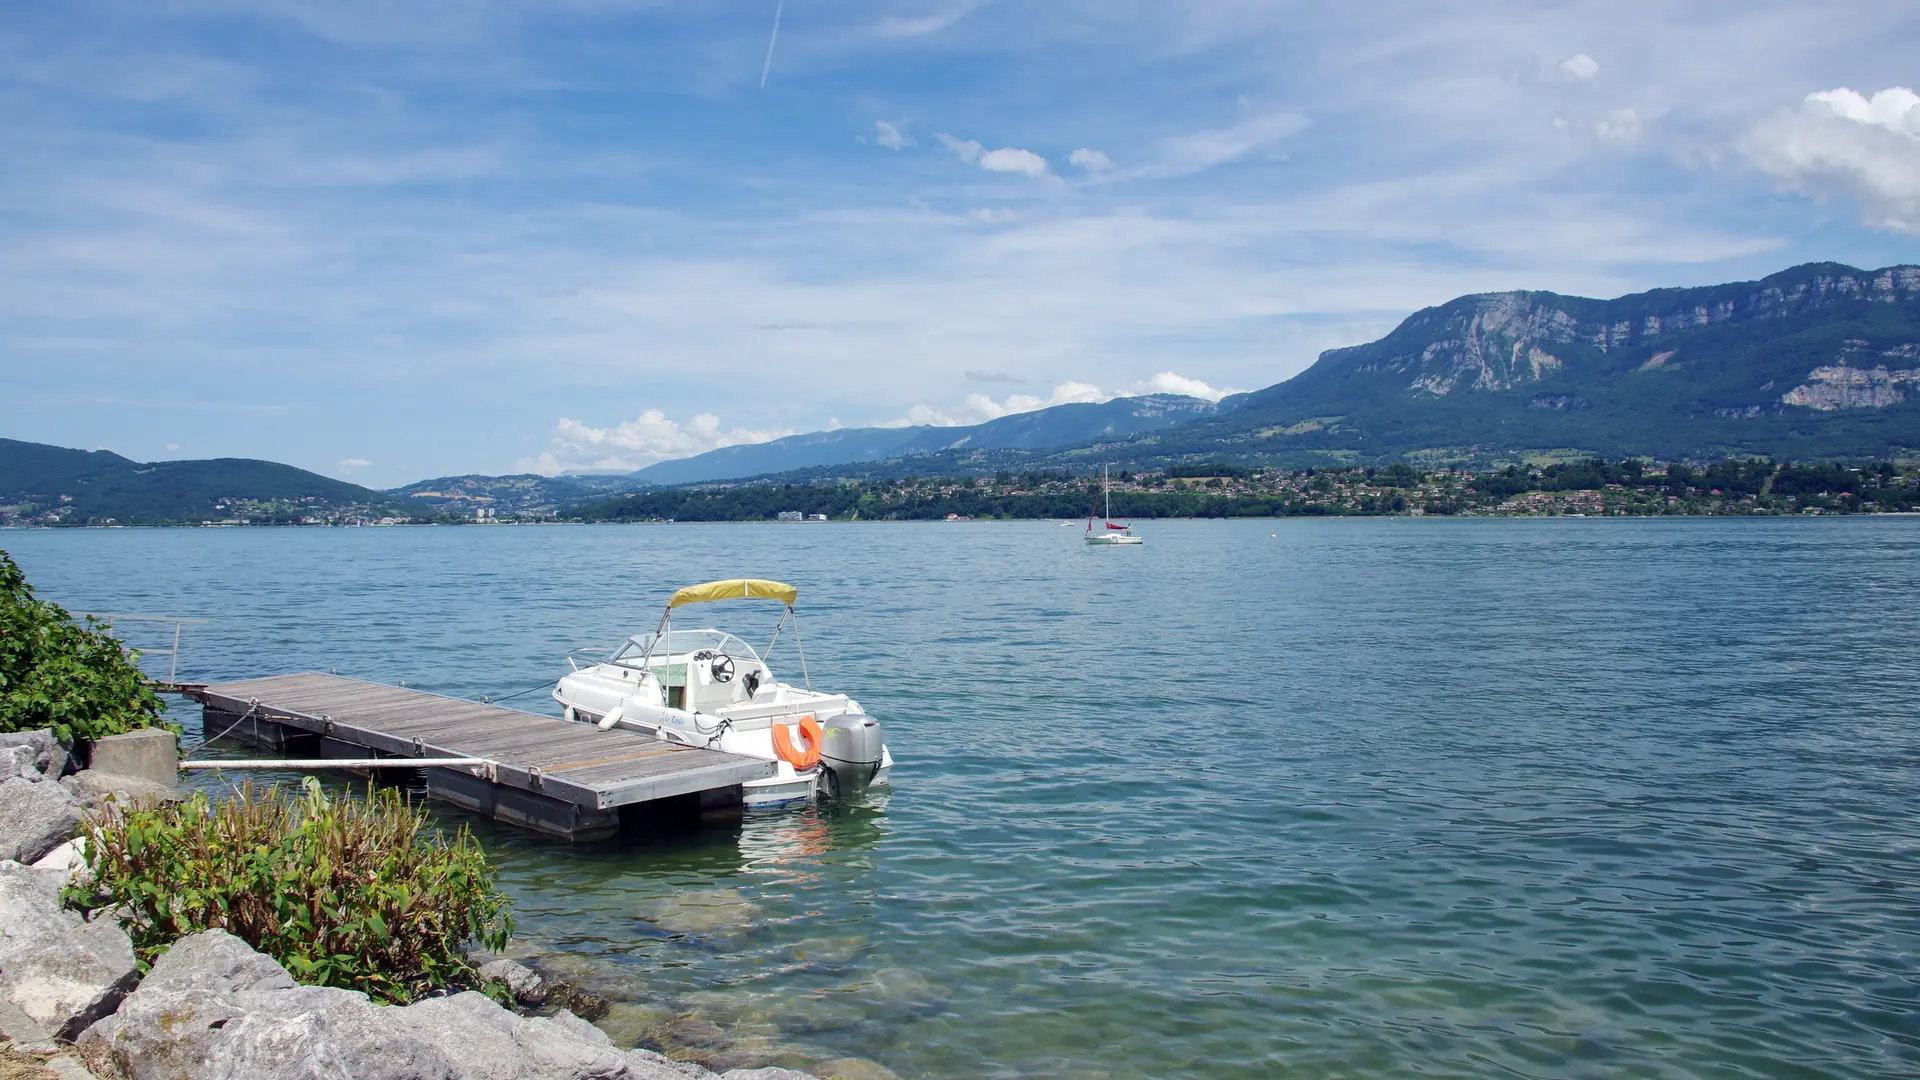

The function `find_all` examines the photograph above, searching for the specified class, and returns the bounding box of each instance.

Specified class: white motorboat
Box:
[553,579,891,807]
[1085,464,1144,546]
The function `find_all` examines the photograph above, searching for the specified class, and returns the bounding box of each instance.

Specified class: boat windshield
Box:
[610,629,762,667]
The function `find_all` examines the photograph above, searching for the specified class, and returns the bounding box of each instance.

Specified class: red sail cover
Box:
[1107,521,1128,530]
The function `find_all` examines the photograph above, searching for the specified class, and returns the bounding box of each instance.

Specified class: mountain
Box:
[387,473,639,515]
[0,439,399,524]
[629,394,1220,485]
[1144,262,1920,466]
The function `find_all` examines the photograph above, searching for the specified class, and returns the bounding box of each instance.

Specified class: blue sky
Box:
[2,1,1917,487]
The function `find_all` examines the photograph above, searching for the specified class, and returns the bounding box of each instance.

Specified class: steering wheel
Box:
[708,653,736,684]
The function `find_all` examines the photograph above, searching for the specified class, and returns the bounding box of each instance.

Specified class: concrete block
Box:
[87,729,178,790]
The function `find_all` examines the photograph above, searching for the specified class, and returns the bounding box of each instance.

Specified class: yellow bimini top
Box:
[666,578,798,609]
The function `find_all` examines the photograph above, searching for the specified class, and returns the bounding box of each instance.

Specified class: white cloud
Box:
[937,133,982,163]
[884,371,1243,427]
[873,7,975,38]
[337,457,372,468]
[875,120,913,150]
[979,147,1050,177]
[163,442,180,451]
[1557,53,1600,81]
[1069,147,1112,171]
[940,134,1051,178]
[1593,107,1643,142]
[1137,112,1309,178]
[1741,86,1920,234]
[519,410,796,474]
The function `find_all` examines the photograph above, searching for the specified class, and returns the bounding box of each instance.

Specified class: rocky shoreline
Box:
[0,728,899,1080]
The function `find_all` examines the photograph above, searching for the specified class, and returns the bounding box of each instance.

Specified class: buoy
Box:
[562,704,576,723]
[598,704,624,730]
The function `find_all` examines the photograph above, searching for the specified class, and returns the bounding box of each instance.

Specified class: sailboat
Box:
[1085,465,1144,546]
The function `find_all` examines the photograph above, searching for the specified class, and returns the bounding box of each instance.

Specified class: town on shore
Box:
[5,458,1916,528]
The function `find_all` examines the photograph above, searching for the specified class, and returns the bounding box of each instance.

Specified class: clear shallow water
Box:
[6,519,1919,1079]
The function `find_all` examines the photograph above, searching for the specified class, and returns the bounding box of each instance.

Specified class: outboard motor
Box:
[819,712,884,797]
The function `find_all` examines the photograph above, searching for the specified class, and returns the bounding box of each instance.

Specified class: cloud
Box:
[337,458,372,468]
[163,443,180,451]
[884,371,1244,427]
[875,120,913,150]
[873,7,976,38]
[1740,86,1920,234]
[1068,147,1112,171]
[1557,53,1600,82]
[964,370,1021,383]
[940,134,1051,178]
[1593,108,1644,142]
[1136,112,1309,178]
[937,133,982,163]
[520,410,796,474]
[978,147,1050,177]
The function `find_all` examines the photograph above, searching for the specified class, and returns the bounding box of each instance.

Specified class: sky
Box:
[2,1,1917,488]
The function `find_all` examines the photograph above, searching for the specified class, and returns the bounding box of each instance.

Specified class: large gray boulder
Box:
[84,931,461,1080]
[392,993,635,1080]
[84,930,736,1080]
[0,776,82,864]
[0,729,65,779]
[0,861,139,1041]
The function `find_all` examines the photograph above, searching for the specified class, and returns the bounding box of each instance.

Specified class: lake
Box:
[6,518,1918,1079]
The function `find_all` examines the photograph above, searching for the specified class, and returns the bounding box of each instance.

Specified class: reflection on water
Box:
[12,519,1920,1080]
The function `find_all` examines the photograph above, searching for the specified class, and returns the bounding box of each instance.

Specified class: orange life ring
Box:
[772,714,823,770]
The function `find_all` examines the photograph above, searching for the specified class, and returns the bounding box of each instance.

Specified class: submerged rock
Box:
[772,997,865,1035]
[816,1059,901,1080]
[0,861,138,1042]
[634,888,761,938]
[595,1002,675,1049]
[0,777,82,865]
[839,968,949,1019]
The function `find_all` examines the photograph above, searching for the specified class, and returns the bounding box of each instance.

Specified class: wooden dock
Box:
[189,673,775,841]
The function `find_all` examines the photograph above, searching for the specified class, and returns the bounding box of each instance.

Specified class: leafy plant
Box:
[0,549,167,742]
[67,778,512,1004]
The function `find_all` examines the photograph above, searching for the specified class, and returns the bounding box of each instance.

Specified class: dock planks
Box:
[192,673,775,839]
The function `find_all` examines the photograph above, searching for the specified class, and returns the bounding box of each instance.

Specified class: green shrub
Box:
[0,548,166,742]
[68,778,512,1004]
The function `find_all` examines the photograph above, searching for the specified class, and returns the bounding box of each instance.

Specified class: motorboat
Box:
[553,579,892,806]
[1085,464,1144,546]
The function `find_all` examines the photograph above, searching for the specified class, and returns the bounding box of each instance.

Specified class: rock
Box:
[83,931,459,1080]
[0,731,62,779]
[717,1070,816,1080]
[595,1002,675,1049]
[394,992,642,1079]
[0,778,82,865]
[817,1058,900,1080]
[60,770,178,811]
[773,997,865,1035]
[43,1057,102,1080]
[2,744,41,782]
[478,958,550,1007]
[0,861,138,1041]
[624,1048,714,1080]
[841,968,948,1020]
[635,888,759,938]
[30,838,90,893]
[86,930,692,1080]
[83,730,177,791]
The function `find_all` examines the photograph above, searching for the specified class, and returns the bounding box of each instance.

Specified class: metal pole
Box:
[179,758,493,771]
[169,620,182,683]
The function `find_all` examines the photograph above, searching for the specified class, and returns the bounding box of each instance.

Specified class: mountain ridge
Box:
[629,393,1221,485]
